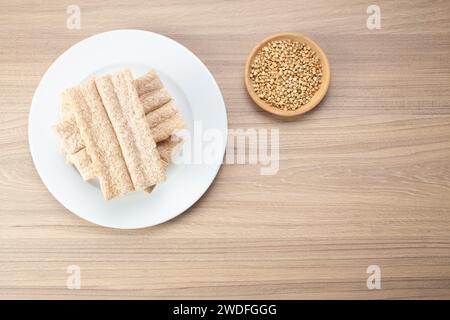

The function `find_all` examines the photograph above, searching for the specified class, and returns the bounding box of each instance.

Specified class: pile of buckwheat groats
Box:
[250,39,323,111]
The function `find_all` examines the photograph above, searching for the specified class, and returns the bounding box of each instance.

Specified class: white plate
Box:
[29,30,227,229]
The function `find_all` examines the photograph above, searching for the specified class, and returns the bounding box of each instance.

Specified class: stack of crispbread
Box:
[54,69,185,200]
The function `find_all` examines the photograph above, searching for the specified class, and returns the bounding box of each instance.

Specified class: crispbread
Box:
[54,115,84,155]
[57,70,183,159]
[61,93,74,119]
[151,112,185,142]
[55,69,186,198]
[157,136,183,166]
[69,148,95,181]
[133,70,163,97]
[141,88,172,113]
[144,136,183,194]
[68,79,134,200]
[146,100,178,128]
[98,69,165,190]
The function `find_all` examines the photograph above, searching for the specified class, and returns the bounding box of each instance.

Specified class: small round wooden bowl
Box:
[244,32,330,117]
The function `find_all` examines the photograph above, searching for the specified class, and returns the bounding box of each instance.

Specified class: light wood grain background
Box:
[0,0,449,299]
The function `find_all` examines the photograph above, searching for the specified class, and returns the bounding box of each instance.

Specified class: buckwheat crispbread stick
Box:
[133,70,163,97]
[143,137,182,194]
[140,88,172,113]
[55,93,77,156]
[69,148,95,181]
[61,93,74,118]
[97,69,165,190]
[145,100,178,128]
[67,79,134,199]
[54,115,84,155]
[151,112,185,142]
[157,136,183,167]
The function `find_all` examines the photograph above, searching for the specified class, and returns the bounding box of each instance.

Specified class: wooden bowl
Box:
[244,32,330,117]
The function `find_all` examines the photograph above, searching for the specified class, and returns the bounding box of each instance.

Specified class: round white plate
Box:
[29,30,227,229]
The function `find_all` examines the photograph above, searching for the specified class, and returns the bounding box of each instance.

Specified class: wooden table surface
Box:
[1,0,449,299]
